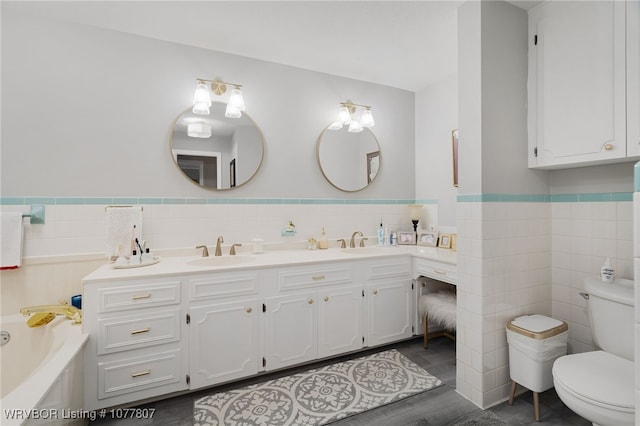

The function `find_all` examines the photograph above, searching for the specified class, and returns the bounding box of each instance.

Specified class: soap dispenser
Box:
[601,258,614,282]
[319,227,328,250]
[377,220,385,246]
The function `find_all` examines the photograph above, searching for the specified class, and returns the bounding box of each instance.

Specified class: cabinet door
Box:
[528,1,626,168]
[628,0,640,157]
[189,299,259,389]
[264,293,317,370]
[317,286,363,358]
[367,279,412,347]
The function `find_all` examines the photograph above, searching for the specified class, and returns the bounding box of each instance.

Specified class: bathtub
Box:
[1,315,88,425]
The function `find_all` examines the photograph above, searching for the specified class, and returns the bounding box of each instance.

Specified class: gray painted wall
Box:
[1,9,415,199]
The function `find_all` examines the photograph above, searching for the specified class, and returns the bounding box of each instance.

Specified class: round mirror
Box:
[316,126,381,192]
[171,102,264,190]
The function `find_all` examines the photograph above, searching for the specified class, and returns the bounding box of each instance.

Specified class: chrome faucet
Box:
[349,231,364,248]
[20,305,82,325]
[215,236,224,256]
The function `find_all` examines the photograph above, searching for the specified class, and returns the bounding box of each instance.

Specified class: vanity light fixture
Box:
[329,101,375,132]
[192,78,246,118]
[187,122,212,138]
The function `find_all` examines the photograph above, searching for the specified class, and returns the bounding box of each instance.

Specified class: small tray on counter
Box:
[113,256,160,269]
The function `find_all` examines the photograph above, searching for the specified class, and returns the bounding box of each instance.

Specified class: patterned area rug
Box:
[194,349,443,426]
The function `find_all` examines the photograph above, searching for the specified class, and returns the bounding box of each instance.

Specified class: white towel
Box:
[105,206,143,259]
[1,212,24,269]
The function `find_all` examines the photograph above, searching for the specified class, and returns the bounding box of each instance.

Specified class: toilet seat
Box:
[553,351,634,419]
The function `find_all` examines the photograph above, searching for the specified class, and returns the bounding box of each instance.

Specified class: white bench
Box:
[418,290,457,348]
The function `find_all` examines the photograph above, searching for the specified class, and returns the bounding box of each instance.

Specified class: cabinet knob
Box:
[324,296,329,302]
[373,290,378,295]
[246,307,252,314]
[308,299,314,304]
[604,143,613,151]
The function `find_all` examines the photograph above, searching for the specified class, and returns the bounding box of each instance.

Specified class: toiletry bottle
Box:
[319,227,328,250]
[390,230,397,246]
[377,220,385,246]
[601,258,614,282]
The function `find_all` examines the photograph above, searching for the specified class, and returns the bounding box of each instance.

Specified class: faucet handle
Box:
[196,245,209,257]
[360,237,368,247]
[337,239,346,248]
[230,243,242,255]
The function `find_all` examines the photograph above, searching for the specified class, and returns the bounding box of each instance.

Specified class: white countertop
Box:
[82,245,457,284]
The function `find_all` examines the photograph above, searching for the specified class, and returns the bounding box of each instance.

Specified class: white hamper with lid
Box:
[506,314,568,421]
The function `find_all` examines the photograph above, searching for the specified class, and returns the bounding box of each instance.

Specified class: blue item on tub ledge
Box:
[71,294,82,310]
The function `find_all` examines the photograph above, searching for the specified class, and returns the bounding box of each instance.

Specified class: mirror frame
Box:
[316,125,381,192]
[170,103,265,191]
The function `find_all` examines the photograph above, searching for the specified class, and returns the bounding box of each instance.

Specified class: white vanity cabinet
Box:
[364,257,413,347]
[82,277,188,411]
[527,0,636,169]
[187,271,261,390]
[262,262,362,370]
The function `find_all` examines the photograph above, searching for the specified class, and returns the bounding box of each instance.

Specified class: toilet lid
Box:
[553,351,634,410]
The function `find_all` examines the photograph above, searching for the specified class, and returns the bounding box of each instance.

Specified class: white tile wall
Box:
[551,201,634,354]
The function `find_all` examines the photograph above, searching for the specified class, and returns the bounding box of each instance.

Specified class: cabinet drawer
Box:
[279,264,352,290]
[189,272,258,301]
[98,281,181,313]
[97,309,181,355]
[415,259,457,284]
[98,349,182,399]
[367,257,412,280]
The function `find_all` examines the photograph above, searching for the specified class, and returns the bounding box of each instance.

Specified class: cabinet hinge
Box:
[534,34,538,45]
[186,313,190,324]
[362,336,365,344]
[262,357,266,368]
[534,146,538,157]
[262,303,266,313]
[362,290,365,298]
[412,326,415,334]
[186,374,190,385]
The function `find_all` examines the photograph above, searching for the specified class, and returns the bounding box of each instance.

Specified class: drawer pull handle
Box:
[132,293,151,300]
[130,328,150,335]
[246,307,252,313]
[421,283,426,288]
[434,270,447,275]
[324,296,329,302]
[131,370,151,378]
[308,299,314,304]
[312,275,326,280]
[373,290,378,295]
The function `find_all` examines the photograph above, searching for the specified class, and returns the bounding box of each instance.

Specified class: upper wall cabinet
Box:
[528,0,639,169]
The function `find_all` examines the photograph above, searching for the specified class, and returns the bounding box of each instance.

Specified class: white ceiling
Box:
[3,0,541,92]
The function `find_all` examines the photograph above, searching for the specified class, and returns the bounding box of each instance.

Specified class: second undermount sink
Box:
[341,247,397,255]
[188,256,256,267]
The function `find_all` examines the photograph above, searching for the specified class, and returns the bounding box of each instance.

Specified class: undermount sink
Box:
[340,247,397,255]
[188,256,256,267]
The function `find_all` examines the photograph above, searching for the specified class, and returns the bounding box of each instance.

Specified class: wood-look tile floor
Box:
[90,337,590,426]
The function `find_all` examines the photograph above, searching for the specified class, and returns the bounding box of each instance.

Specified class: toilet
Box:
[552,277,635,426]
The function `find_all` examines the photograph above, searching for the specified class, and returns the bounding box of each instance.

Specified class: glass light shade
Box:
[192,82,211,113]
[327,121,343,130]
[360,109,375,128]
[348,120,363,133]
[228,88,246,111]
[187,122,212,138]
[225,104,242,118]
[408,204,423,221]
[192,103,210,115]
[338,106,352,125]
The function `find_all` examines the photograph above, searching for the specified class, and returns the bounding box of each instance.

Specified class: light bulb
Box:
[338,106,351,125]
[348,120,363,133]
[328,121,343,130]
[228,87,245,111]
[360,109,375,128]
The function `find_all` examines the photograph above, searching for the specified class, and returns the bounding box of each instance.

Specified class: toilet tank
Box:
[584,276,634,361]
